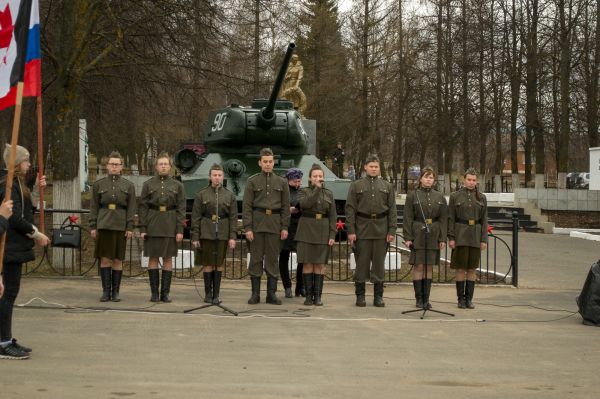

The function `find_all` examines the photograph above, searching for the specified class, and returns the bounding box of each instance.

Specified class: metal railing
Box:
[25,209,519,287]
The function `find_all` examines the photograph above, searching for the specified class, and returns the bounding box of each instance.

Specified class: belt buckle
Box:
[211,214,218,221]
[316,213,322,220]
[159,205,167,212]
[468,219,475,225]
[370,213,377,219]
[108,203,117,210]
[265,209,272,216]
[425,218,432,225]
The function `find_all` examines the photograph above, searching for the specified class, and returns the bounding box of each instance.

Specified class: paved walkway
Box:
[2,233,599,399]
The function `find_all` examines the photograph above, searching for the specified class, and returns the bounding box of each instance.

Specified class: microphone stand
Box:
[402,188,454,319]
[185,183,238,316]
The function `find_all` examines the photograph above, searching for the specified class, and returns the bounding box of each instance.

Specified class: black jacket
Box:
[0,170,36,264]
[282,185,301,252]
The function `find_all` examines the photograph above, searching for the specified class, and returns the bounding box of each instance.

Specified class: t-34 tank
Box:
[174,42,351,216]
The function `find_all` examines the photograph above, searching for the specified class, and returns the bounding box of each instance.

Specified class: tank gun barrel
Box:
[259,42,295,127]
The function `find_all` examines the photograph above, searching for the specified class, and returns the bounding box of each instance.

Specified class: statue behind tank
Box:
[174,43,350,216]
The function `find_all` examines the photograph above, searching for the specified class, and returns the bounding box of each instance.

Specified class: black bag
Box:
[52,219,82,249]
[576,260,600,327]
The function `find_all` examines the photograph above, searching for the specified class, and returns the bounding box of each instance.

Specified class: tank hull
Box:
[180,153,351,215]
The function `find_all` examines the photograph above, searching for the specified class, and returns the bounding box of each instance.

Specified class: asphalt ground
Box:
[1,232,599,399]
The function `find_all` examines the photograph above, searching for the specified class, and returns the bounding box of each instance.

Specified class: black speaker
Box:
[577,260,600,326]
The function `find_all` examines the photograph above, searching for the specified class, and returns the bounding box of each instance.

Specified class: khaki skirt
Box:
[196,239,228,266]
[450,246,481,270]
[95,229,127,260]
[409,248,440,265]
[297,242,330,264]
[144,236,178,258]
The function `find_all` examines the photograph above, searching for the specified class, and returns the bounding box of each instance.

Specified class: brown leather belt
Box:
[253,207,281,215]
[356,211,388,219]
[301,211,328,220]
[203,212,229,221]
[149,205,177,212]
[456,218,481,225]
[100,203,127,210]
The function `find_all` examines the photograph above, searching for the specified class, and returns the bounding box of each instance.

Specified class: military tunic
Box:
[138,175,186,258]
[191,185,237,266]
[448,188,488,269]
[345,176,397,283]
[296,185,337,264]
[89,175,137,260]
[242,172,290,278]
[403,188,448,265]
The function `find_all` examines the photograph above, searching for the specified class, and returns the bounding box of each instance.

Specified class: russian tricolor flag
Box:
[0,0,40,111]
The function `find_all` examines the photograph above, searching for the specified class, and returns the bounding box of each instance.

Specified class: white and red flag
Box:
[0,0,40,110]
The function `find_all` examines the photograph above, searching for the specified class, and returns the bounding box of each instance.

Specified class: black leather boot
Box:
[465,280,475,309]
[212,270,222,304]
[303,273,314,306]
[100,267,111,302]
[111,270,123,302]
[456,281,466,309]
[248,276,261,304]
[313,274,324,306]
[373,282,385,307]
[203,271,213,303]
[423,279,433,309]
[148,269,160,302]
[413,279,424,308]
[266,276,282,305]
[355,282,366,307]
[160,270,173,303]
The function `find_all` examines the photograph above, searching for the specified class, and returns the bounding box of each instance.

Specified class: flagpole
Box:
[0,82,25,274]
[36,95,45,232]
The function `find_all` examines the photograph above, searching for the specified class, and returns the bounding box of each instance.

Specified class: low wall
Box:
[516,188,600,211]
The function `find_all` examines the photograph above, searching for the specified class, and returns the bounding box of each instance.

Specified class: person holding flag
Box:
[0,145,49,360]
[0,0,47,360]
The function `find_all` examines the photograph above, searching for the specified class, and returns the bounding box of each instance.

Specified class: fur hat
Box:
[3,144,30,167]
[285,168,303,180]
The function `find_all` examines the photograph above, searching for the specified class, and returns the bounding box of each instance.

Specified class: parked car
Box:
[566,171,580,189]
[575,172,590,189]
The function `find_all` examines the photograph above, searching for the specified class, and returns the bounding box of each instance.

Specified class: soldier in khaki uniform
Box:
[345,155,397,307]
[243,148,290,305]
[403,167,448,309]
[191,164,237,305]
[90,152,137,302]
[138,153,186,303]
[448,168,488,309]
[296,164,337,306]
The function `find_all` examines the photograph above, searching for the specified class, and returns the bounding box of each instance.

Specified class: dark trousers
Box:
[0,262,23,341]
[249,232,281,278]
[354,239,388,283]
[279,250,293,289]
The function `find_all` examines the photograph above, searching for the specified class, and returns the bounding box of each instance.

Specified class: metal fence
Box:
[25,209,519,287]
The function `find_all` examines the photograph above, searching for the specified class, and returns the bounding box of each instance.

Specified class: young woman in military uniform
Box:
[191,164,237,305]
[403,167,447,309]
[296,164,337,306]
[345,155,397,307]
[90,152,137,302]
[138,153,186,303]
[278,168,303,298]
[448,168,488,309]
